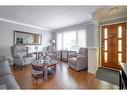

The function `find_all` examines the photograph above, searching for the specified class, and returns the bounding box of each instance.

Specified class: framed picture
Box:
[14,31,42,45]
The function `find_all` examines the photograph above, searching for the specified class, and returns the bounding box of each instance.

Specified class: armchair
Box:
[68,48,88,71]
[10,45,36,69]
[47,46,57,60]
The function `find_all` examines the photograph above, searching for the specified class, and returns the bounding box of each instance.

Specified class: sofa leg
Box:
[13,64,25,71]
[12,64,16,71]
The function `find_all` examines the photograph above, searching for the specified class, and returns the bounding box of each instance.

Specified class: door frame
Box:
[99,21,127,68]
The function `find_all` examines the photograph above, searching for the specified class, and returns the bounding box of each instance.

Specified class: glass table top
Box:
[33,59,57,65]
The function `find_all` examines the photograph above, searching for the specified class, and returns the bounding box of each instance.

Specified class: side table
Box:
[33,52,43,60]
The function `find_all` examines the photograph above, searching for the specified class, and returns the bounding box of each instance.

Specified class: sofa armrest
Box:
[76,55,87,70]
[77,55,87,63]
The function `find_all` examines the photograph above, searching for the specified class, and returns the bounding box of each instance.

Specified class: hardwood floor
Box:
[12,61,118,89]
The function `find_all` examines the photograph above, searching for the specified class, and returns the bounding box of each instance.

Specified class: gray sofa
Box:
[10,45,36,69]
[68,48,88,71]
[0,56,20,89]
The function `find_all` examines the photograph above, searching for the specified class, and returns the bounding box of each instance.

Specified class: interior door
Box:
[101,23,126,69]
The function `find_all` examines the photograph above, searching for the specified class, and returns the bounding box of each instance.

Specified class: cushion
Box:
[77,54,85,58]
[15,45,27,51]
[48,53,56,57]
[68,57,77,63]
[0,74,20,89]
[0,60,9,66]
[0,60,12,77]
[0,84,7,89]
[17,51,27,57]
[24,57,35,64]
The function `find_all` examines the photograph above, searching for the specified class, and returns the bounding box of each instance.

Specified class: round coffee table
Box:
[32,59,57,80]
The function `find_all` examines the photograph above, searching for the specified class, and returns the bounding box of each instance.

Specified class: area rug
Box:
[96,67,119,86]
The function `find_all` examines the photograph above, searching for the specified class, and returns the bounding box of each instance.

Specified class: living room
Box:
[0,4,127,92]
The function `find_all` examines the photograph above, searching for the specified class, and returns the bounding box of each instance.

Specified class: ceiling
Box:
[96,6,127,22]
[0,6,103,31]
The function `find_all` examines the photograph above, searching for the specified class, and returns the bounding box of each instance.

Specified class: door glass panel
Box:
[104,40,108,51]
[118,26,122,38]
[118,40,122,52]
[104,28,108,39]
[104,52,108,63]
[118,53,122,63]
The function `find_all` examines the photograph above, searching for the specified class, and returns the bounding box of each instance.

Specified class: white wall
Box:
[86,23,95,47]
[0,21,52,59]
[88,48,98,74]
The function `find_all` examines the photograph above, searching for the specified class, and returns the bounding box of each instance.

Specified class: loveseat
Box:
[0,56,20,89]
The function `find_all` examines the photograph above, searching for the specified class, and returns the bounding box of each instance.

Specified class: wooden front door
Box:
[101,23,126,69]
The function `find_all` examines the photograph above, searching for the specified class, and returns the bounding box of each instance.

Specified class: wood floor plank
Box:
[12,61,118,89]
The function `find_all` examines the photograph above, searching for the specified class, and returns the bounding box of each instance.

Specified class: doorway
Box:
[101,23,126,69]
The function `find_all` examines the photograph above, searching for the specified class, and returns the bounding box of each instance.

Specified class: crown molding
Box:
[52,20,94,32]
[98,14,127,23]
[0,17,51,31]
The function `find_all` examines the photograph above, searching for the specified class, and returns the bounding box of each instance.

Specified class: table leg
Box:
[44,68,48,80]
[54,65,56,71]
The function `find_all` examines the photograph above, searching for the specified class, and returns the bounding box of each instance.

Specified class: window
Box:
[77,29,87,48]
[56,33,62,50]
[117,26,123,64]
[118,26,122,38]
[104,52,108,63]
[56,29,87,51]
[104,28,108,63]
[63,31,76,50]
[104,28,108,39]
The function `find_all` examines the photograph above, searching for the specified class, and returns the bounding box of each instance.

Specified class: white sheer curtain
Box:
[56,29,87,51]
[63,31,76,50]
[77,29,87,47]
[56,33,62,50]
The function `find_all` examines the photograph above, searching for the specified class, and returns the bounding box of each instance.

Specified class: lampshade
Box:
[52,40,56,43]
